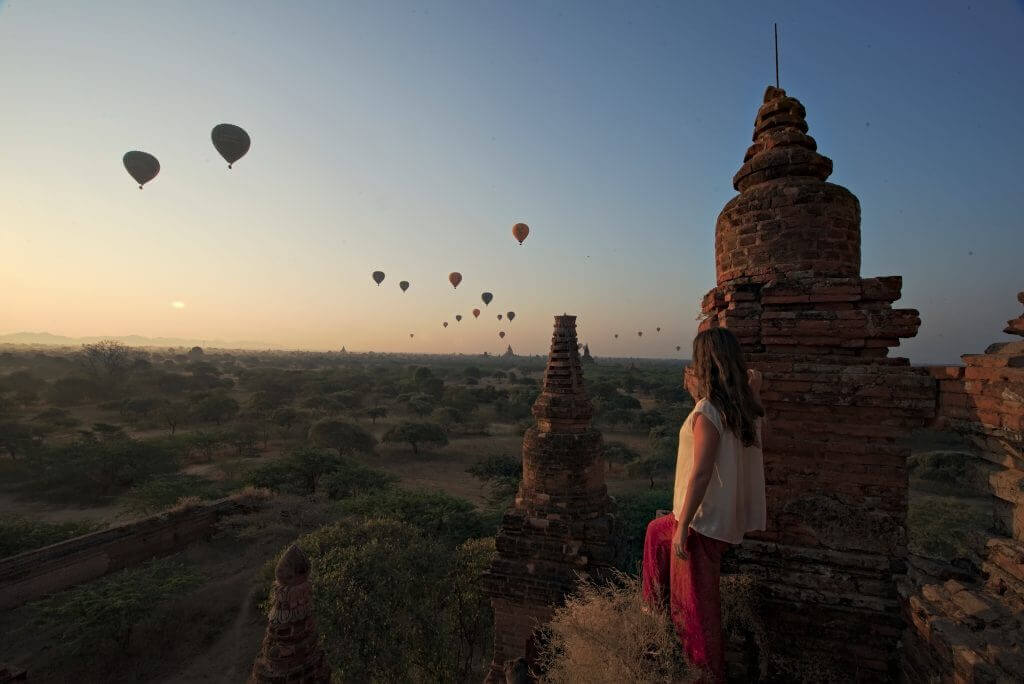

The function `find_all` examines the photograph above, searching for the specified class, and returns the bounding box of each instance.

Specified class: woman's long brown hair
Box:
[689,328,764,447]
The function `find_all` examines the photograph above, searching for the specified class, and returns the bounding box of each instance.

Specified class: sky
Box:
[1,0,1021,363]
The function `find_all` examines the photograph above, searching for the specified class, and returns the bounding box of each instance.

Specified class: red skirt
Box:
[642,513,732,683]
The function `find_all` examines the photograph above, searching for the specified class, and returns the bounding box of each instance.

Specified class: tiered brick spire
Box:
[483,315,615,682]
[703,87,935,680]
[249,544,329,684]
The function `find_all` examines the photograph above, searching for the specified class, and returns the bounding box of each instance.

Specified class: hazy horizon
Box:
[3,1,1021,364]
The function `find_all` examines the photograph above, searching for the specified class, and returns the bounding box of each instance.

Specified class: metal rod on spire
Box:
[774,23,780,88]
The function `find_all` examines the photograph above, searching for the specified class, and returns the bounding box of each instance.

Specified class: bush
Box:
[120,473,236,515]
[19,556,202,660]
[536,571,695,683]
[0,515,104,557]
[467,455,521,506]
[611,489,672,573]
[336,488,497,547]
[321,462,397,499]
[309,419,376,457]
[603,441,640,464]
[281,519,494,682]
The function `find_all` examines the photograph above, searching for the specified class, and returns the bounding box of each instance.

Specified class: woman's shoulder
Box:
[691,398,724,434]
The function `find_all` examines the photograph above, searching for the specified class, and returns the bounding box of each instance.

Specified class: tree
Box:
[272,406,300,436]
[432,406,464,430]
[365,406,388,424]
[192,394,239,425]
[638,409,667,430]
[160,401,189,436]
[79,340,134,389]
[46,376,97,406]
[0,421,40,459]
[309,419,376,457]
[407,394,435,417]
[467,454,521,505]
[383,421,448,455]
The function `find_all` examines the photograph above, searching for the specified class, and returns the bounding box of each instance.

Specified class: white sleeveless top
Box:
[672,398,767,544]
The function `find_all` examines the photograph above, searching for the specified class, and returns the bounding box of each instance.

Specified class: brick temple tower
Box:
[249,544,330,684]
[701,86,935,679]
[483,315,615,682]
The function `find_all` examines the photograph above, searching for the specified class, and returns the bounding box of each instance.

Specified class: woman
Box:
[641,328,766,683]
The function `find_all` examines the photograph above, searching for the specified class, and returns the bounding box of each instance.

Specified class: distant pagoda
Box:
[581,343,594,364]
[503,344,516,358]
[483,315,615,681]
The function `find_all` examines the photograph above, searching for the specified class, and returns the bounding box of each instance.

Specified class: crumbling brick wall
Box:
[902,293,1024,681]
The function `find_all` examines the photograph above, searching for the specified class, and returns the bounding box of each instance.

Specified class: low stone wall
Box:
[0,498,240,610]
[901,293,1024,681]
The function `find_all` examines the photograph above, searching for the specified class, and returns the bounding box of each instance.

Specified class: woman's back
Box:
[673,398,766,544]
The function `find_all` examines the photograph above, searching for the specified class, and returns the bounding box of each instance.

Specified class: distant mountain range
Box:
[0,331,273,350]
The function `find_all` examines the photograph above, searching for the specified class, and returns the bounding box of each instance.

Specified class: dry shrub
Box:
[229,485,274,508]
[168,495,203,513]
[537,570,697,683]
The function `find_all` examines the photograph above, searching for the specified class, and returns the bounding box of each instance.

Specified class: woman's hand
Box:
[747,368,763,393]
[672,524,689,560]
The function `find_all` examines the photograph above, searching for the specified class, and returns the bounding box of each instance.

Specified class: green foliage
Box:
[245,447,392,498]
[45,375,97,406]
[23,434,179,503]
[120,473,235,515]
[321,462,397,499]
[309,419,376,456]
[336,488,498,546]
[364,406,388,424]
[21,556,202,658]
[191,393,239,424]
[0,515,104,557]
[0,420,43,458]
[467,454,521,505]
[907,493,991,562]
[285,519,494,682]
[603,441,641,464]
[612,489,673,572]
[382,421,448,455]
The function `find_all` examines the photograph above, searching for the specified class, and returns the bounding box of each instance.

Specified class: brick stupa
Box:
[701,86,935,679]
[249,544,330,684]
[483,315,615,682]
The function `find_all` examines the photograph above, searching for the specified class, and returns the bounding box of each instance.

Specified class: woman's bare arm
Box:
[673,413,720,557]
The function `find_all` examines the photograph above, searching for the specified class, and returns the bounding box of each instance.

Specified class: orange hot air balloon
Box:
[372,271,385,286]
[499,331,506,339]
[455,315,463,322]
[472,308,481,318]
[399,281,410,292]
[448,272,462,289]
[497,314,503,321]
[211,124,250,169]
[512,222,530,245]
[481,292,493,306]
[506,311,515,322]
[123,151,160,189]
[443,321,449,328]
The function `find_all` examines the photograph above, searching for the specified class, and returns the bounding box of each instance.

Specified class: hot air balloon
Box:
[676,346,681,351]
[455,315,463,322]
[499,331,506,339]
[472,309,481,318]
[656,327,661,333]
[449,272,462,289]
[399,281,410,292]
[409,333,415,338]
[481,292,493,306]
[512,222,530,245]
[614,334,619,339]
[497,314,503,321]
[211,124,250,169]
[123,151,160,189]
[638,331,643,338]
[443,322,449,328]
[372,271,385,286]
[507,311,515,322]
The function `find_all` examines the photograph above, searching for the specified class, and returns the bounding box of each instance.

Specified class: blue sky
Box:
[1,0,1020,362]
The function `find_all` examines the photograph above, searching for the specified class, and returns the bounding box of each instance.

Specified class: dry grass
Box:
[537,571,698,684]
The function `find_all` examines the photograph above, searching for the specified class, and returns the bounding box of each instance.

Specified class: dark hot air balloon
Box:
[443,322,448,328]
[656,327,661,332]
[449,272,462,289]
[676,345,681,351]
[481,292,493,306]
[638,331,643,338]
[409,333,415,338]
[614,334,619,339]
[123,151,160,189]
[399,281,410,292]
[211,124,250,169]
[455,315,462,322]
[497,314,503,321]
[506,311,515,322]
[512,222,529,245]
[499,331,506,339]
[372,271,385,286]
[472,309,481,318]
